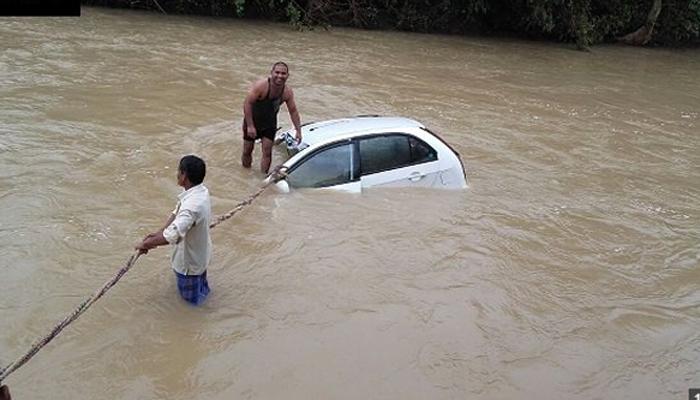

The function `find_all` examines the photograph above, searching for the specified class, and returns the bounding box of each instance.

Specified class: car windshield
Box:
[287,142,354,188]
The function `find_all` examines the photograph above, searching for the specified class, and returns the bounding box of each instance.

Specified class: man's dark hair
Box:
[179,155,206,185]
[271,61,288,72]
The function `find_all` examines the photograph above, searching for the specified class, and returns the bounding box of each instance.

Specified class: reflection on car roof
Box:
[300,116,425,147]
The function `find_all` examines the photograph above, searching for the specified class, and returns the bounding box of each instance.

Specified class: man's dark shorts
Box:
[243,127,276,142]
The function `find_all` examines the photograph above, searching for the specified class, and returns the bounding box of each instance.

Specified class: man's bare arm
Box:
[136,213,175,254]
[243,81,264,137]
[136,232,168,254]
[285,89,302,142]
[159,213,176,232]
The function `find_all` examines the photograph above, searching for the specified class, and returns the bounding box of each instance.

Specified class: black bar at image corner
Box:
[1,0,80,16]
[690,388,700,400]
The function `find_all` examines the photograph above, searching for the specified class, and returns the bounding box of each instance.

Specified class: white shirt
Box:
[163,184,212,276]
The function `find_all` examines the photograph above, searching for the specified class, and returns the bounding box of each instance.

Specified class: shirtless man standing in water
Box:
[241,61,302,173]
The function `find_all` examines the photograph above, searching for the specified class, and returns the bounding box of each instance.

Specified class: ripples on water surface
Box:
[0,7,699,399]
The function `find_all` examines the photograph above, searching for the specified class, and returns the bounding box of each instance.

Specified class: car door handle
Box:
[409,172,424,181]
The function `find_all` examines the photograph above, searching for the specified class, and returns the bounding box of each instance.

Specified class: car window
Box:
[409,136,437,164]
[287,143,353,188]
[359,134,437,175]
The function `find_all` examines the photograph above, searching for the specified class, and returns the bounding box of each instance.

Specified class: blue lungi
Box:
[174,270,210,305]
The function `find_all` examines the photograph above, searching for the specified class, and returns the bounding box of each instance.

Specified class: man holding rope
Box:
[0,156,286,391]
[136,155,212,305]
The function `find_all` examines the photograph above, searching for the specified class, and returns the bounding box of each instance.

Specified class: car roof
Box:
[299,116,425,147]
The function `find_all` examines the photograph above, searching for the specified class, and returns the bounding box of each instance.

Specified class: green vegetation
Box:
[83,0,700,47]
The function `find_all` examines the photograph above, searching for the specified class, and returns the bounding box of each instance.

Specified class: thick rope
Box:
[210,167,286,229]
[210,185,267,229]
[0,251,141,383]
[0,168,287,383]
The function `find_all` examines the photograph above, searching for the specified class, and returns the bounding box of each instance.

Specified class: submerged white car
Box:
[270,116,468,193]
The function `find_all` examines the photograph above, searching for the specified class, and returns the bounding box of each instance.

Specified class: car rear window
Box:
[409,136,438,164]
[359,134,437,175]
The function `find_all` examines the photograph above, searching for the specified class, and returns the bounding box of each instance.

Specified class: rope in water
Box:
[0,168,287,384]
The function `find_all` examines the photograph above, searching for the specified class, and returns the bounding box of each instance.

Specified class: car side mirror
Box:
[275,179,290,193]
